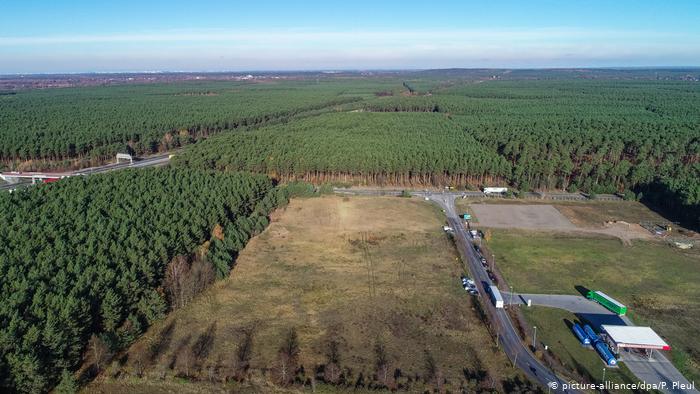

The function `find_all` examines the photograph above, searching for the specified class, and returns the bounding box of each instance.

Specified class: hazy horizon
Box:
[4,66,700,77]
[2,0,700,74]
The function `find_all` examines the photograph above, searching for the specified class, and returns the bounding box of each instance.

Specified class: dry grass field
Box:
[87,196,523,392]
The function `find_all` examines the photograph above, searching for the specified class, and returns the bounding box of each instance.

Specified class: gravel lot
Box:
[470,204,577,230]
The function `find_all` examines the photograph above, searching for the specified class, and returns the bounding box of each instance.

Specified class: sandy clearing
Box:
[470,204,577,230]
[469,203,653,244]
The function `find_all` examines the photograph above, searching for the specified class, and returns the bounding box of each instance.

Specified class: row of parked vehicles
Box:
[461,275,478,295]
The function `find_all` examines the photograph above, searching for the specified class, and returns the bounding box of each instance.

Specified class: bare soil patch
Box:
[469,204,576,230]
[469,203,654,244]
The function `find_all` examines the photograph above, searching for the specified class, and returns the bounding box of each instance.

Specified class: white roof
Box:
[601,325,670,350]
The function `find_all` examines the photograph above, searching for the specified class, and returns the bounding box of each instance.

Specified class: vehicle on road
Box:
[488,285,504,308]
[581,325,619,365]
[469,229,480,239]
[583,325,600,343]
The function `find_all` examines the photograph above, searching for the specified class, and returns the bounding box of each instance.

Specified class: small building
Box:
[601,325,670,358]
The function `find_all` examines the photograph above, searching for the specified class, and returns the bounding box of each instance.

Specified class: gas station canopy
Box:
[601,325,670,351]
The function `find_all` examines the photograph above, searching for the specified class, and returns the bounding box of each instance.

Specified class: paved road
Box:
[624,354,697,394]
[505,293,619,315]
[1,153,172,192]
[0,181,31,192]
[337,188,698,393]
[337,188,576,392]
[418,192,575,393]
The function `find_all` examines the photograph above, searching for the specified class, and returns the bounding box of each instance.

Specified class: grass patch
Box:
[489,229,700,383]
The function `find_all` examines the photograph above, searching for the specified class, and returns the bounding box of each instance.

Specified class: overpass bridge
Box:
[0,171,75,184]
[1,153,172,192]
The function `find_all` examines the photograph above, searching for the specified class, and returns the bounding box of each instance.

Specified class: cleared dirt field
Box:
[458,199,669,228]
[88,196,521,392]
[466,202,655,243]
[469,204,576,230]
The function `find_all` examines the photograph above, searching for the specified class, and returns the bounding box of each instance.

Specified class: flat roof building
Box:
[601,325,670,352]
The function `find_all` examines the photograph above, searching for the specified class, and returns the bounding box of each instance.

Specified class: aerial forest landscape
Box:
[1,1,699,393]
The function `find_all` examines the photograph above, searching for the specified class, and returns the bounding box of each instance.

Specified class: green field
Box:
[489,230,700,383]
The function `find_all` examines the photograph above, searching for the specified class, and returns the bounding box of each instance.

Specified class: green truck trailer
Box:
[587,290,628,315]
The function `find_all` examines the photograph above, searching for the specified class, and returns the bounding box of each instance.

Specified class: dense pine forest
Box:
[2,76,698,223]
[0,169,287,392]
[0,74,699,392]
[172,112,511,185]
[0,79,399,166]
[171,79,699,226]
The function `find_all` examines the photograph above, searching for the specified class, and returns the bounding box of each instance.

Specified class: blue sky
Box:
[1,0,699,73]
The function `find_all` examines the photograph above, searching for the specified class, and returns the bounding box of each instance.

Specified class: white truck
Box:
[488,285,504,308]
[483,187,508,195]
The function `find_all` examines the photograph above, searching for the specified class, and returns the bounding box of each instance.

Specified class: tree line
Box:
[0,80,365,167]
[0,168,288,393]
[173,112,511,186]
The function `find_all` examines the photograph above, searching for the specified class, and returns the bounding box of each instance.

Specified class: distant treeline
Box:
[0,80,370,166]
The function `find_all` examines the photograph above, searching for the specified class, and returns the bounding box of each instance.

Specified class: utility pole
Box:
[509,286,514,307]
[532,326,537,350]
[601,367,606,392]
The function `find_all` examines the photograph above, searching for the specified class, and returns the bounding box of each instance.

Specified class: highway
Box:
[1,153,172,192]
[337,188,575,393]
[76,153,172,175]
